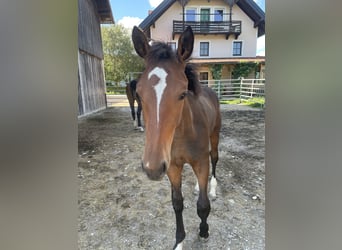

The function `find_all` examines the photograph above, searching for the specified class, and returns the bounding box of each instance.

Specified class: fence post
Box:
[239,77,243,103]
[251,79,254,97]
[218,80,221,99]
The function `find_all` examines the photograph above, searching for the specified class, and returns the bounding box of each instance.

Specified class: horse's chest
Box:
[171,131,208,162]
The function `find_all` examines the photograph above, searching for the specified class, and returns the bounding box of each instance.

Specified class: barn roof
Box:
[139,0,265,37]
[94,0,114,24]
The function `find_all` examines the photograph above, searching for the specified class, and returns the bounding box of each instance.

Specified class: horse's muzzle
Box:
[141,161,167,181]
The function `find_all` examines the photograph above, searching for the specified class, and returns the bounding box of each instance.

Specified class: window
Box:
[200,8,210,22]
[200,8,210,32]
[167,42,176,51]
[214,9,224,22]
[199,72,209,85]
[233,41,242,56]
[200,42,209,56]
[186,8,196,21]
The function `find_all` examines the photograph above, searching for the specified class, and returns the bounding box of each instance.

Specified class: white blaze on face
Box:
[148,67,168,125]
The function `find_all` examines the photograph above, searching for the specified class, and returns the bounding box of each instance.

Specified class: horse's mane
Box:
[147,42,176,64]
[147,42,201,96]
[185,64,202,96]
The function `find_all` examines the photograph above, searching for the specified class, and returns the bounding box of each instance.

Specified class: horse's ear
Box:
[177,26,194,62]
[132,26,150,59]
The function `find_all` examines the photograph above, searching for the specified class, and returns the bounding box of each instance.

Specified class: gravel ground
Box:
[78,105,265,249]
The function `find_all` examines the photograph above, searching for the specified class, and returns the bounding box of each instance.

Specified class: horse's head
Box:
[132,26,194,180]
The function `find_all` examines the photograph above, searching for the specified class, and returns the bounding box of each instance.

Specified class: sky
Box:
[109,0,265,56]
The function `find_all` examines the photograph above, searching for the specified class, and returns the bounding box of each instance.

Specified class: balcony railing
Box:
[173,20,241,39]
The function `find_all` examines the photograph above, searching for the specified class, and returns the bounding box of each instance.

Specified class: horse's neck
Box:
[182,99,194,125]
[175,98,196,136]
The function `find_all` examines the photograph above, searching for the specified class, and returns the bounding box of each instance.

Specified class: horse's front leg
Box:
[193,160,211,239]
[167,164,185,250]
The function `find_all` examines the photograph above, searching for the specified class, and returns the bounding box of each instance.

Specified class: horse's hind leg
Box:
[209,128,220,199]
[193,160,211,239]
[167,164,185,249]
[136,98,144,132]
[130,102,136,127]
[126,88,136,127]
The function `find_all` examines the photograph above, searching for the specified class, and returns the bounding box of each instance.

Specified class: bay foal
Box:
[132,26,221,249]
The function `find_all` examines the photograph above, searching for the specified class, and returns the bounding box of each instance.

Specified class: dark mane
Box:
[185,64,202,96]
[147,42,176,64]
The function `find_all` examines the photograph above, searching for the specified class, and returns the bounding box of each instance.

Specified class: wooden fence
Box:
[203,78,265,101]
[106,78,265,101]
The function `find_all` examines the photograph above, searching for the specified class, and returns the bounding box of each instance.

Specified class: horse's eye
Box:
[179,91,188,100]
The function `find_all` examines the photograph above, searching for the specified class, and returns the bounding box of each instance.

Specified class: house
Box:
[78,0,114,117]
[139,0,265,82]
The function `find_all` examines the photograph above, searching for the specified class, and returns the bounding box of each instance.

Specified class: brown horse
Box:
[132,26,221,249]
[125,79,144,131]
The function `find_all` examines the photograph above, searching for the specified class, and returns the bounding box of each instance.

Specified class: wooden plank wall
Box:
[78,0,103,58]
[78,0,107,116]
[78,51,106,116]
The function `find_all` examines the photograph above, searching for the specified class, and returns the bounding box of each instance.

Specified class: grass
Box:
[106,90,126,94]
[220,97,265,108]
[106,86,126,95]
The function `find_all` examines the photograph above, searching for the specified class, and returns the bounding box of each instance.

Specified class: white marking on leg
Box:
[138,126,144,132]
[174,241,183,250]
[209,176,217,199]
[194,180,199,194]
[133,120,137,128]
[148,67,168,126]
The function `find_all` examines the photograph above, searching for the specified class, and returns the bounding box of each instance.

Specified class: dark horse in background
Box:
[132,26,221,249]
[125,79,144,131]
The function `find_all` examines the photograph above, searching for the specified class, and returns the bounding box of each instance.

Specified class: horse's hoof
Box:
[137,126,144,132]
[198,233,210,242]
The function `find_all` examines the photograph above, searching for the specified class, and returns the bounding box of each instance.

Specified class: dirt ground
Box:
[78,104,265,250]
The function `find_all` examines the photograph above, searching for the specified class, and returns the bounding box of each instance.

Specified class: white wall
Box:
[150,0,258,58]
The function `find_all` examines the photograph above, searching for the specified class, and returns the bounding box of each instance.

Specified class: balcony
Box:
[173,20,241,40]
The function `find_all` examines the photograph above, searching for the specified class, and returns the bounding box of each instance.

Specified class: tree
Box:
[231,62,258,79]
[210,64,223,80]
[209,64,223,98]
[101,25,144,83]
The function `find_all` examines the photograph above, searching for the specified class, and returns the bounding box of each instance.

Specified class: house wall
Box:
[150,0,258,58]
[78,0,107,116]
[260,64,265,78]
[196,64,232,81]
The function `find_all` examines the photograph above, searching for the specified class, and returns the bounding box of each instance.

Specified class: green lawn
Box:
[220,97,265,108]
[106,86,126,94]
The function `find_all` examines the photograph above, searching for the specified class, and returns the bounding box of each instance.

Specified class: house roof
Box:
[94,0,114,24]
[139,0,265,37]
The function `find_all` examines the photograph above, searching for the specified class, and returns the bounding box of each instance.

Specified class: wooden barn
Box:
[78,0,114,117]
